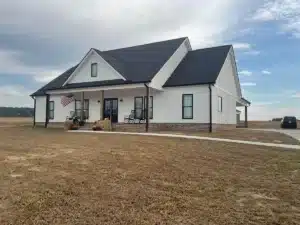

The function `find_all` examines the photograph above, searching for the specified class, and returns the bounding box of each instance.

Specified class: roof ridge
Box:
[103,37,187,52]
[192,44,232,52]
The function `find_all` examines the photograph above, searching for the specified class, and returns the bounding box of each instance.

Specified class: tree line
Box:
[0,107,34,117]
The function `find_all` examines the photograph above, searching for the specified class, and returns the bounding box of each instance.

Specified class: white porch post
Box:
[80,92,84,121]
[100,90,104,120]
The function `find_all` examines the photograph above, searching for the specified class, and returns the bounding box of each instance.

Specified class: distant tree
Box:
[0,107,34,117]
[272,118,282,121]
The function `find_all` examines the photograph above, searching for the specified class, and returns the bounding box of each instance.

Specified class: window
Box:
[75,99,89,119]
[144,96,153,119]
[49,101,54,120]
[91,63,97,77]
[134,97,143,119]
[182,94,193,119]
[218,96,222,112]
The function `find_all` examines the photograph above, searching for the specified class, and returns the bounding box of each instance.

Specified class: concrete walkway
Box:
[68,130,300,150]
[249,129,300,141]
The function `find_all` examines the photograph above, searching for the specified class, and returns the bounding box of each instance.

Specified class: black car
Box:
[281,116,297,129]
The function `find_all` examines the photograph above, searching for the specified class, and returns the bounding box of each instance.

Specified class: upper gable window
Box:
[91,63,98,77]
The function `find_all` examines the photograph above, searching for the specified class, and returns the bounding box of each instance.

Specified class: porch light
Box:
[120,98,123,102]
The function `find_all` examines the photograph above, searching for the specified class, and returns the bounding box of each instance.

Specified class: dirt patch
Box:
[10,173,23,178]
[28,166,46,172]
[5,156,27,161]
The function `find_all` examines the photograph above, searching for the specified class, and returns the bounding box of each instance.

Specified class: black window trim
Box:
[182,94,193,119]
[49,101,54,120]
[218,96,223,112]
[75,99,90,119]
[91,63,97,77]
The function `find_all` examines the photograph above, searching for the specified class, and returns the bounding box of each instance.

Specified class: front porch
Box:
[44,83,156,132]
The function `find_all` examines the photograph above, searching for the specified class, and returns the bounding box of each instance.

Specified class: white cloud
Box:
[252,101,280,106]
[232,42,260,55]
[262,70,271,74]
[0,49,67,83]
[241,82,256,86]
[34,70,63,83]
[239,70,253,76]
[233,43,251,50]
[0,0,257,107]
[0,85,34,107]
[292,93,300,98]
[0,0,246,50]
[251,0,300,38]
[252,9,275,21]
[244,50,261,55]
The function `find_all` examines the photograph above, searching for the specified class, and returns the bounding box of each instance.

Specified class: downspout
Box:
[144,83,150,132]
[45,94,50,128]
[208,84,212,133]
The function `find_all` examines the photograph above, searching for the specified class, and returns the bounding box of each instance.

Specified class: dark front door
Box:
[103,98,118,123]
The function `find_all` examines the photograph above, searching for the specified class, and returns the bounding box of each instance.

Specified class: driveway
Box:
[250,129,300,141]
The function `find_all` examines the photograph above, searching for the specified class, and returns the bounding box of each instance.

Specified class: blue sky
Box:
[0,0,299,120]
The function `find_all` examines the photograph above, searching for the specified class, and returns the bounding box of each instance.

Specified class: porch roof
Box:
[236,97,251,107]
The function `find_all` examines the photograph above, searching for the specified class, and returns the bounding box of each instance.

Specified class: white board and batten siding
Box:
[101,85,210,124]
[213,48,240,125]
[67,50,124,84]
[149,38,190,89]
[36,85,211,124]
[35,96,47,123]
[153,85,210,123]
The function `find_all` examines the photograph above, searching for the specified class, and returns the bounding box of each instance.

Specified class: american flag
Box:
[61,94,74,107]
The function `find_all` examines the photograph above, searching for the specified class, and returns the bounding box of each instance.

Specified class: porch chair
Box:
[124,110,135,123]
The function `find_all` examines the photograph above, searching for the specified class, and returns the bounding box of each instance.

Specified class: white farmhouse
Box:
[31,37,250,132]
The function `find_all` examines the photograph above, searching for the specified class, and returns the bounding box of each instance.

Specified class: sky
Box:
[0,0,299,120]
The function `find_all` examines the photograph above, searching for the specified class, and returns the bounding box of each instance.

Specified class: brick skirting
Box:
[113,123,236,132]
[36,122,237,132]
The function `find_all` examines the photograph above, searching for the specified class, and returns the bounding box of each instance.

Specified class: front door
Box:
[103,98,118,123]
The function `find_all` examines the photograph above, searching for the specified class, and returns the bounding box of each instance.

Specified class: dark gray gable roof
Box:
[31,37,186,96]
[101,37,187,82]
[163,45,232,87]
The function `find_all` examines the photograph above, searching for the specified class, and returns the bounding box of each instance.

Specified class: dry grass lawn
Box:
[0,117,32,126]
[248,121,300,129]
[0,127,300,224]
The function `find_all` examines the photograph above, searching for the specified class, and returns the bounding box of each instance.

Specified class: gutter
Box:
[208,84,212,133]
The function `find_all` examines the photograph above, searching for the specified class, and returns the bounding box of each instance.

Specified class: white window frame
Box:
[218,96,223,112]
[91,63,98,77]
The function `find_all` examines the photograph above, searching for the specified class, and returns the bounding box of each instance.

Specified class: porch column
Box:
[245,106,248,128]
[100,90,104,120]
[81,92,84,121]
[145,84,150,132]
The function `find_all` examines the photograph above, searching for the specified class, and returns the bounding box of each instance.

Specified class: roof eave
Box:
[163,81,215,88]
